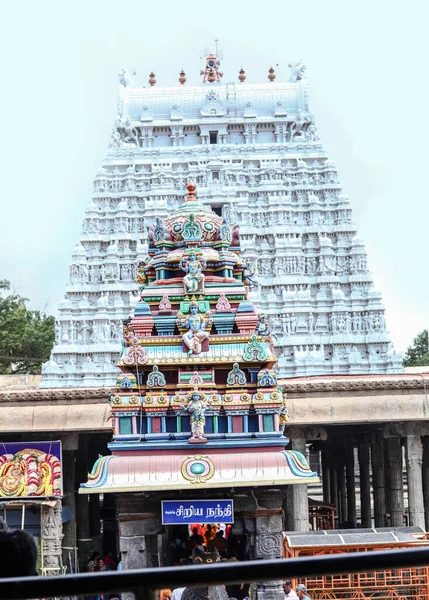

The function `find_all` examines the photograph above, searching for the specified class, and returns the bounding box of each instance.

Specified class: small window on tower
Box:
[212,171,220,180]
[209,131,218,144]
[212,206,222,217]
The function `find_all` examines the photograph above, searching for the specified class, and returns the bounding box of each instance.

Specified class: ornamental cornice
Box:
[1,375,427,403]
[279,374,428,394]
[0,387,112,404]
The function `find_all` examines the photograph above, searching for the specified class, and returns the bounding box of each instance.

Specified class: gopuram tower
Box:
[42,52,402,388]
[81,182,318,597]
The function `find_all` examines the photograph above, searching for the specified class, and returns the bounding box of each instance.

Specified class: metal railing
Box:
[2,546,429,600]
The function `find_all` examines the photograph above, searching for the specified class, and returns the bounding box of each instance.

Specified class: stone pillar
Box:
[61,434,78,572]
[405,431,425,529]
[329,463,338,509]
[117,495,163,600]
[371,432,387,527]
[337,462,347,527]
[41,501,63,575]
[423,437,429,530]
[386,437,404,527]
[345,444,356,527]
[117,496,162,569]
[358,440,371,527]
[291,436,309,531]
[321,447,331,504]
[253,491,285,600]
[75,440,92,570]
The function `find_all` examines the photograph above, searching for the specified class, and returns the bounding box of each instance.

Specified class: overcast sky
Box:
[0,0,427,352]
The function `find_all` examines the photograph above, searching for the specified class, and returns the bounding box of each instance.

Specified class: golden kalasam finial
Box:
[148,71,156,86]
[268,66,276,82]
[239,67,246,83]
[179,69,186,85]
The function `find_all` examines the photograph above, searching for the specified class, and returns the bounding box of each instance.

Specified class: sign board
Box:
[0,441,62,498]
[162,500,234,525]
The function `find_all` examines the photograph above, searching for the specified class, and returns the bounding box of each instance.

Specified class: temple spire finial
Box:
[200,46,223,83]
[186,179,197,202]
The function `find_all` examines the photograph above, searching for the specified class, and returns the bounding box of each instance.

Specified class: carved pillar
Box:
[75,440,92,570]
[41,501,63,575]
[117,495,163,600]
[358,440,371,527]
[345,444,356,527]
[62,434,78,572]
[321,447,331,504]
[253,491,284,600]
[386,437,404,527]
[422,437,429,529]
[291,436,309,531]
[405,432,425,529]
[371,432,387,527]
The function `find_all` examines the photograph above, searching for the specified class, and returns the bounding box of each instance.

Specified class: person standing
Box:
[283,580,298,599]
[295,584,311,599]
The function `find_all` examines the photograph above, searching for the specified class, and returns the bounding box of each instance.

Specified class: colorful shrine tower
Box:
[81,184,317,593]
[82,182,317,491]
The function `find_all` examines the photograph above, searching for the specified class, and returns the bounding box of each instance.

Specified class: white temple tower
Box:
[41,54,402,388]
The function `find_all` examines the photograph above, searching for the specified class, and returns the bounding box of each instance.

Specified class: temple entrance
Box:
[167,522,247,564]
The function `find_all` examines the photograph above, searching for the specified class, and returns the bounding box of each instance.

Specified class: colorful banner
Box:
[0,441,62,498]
[162,500,234,525]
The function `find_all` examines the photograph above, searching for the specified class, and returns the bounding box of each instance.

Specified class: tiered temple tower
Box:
[81,183,317,589]
[42,54,402,388]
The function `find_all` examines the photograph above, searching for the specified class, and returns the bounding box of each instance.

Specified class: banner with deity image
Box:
[0,441,62,498]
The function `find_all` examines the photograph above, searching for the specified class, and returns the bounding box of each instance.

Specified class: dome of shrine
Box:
[72,244,86,258]
[117,199,129,213]
[163,181,224,243]
[85,200,98,213]
[351,234,365,247]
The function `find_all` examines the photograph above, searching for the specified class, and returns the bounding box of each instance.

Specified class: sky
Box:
[0,0,427,353]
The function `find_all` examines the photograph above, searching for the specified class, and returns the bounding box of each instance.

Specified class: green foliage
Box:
[0,280,55,374]
[403,329,429,367]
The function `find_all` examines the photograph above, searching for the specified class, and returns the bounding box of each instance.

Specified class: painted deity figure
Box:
[279,397,289,433]
[243,258,258,289]
[180,251,207,294]
[255,314,271,337]
[177,301,212,356]
[182,389,212,442]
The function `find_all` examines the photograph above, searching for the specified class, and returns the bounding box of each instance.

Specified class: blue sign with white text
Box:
[161,500,234,525]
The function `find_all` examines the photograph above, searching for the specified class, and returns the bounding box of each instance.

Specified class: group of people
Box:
[172,524,237,563]
[87,551,120,573]
[284,580,311,599]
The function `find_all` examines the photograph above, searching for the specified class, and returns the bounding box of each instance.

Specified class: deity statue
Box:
[121,117,139,145]
[279,397,289,433]
[177,300,213,356]
[180,251,207,294]
[136,259,149,286]
[243,258,258,290]
[288,59,306,82]
[255,314,273,338]
[181,388,212,443]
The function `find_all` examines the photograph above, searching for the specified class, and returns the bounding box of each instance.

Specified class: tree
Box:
[0,280,55,374]
[403,329,429,367]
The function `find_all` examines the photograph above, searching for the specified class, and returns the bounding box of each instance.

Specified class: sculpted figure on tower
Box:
[177,299,212,356]
[180,250,207,294]
[181,388,212,443]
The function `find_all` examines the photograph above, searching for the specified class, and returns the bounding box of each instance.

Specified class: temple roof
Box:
[122,80,309,125]
[80,449,318,493]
